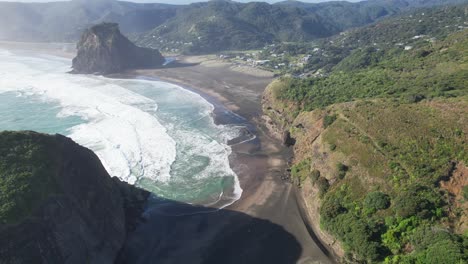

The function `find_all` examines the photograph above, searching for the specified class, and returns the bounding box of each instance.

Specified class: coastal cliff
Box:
[262,30,468,263]
[72,23,165,74]
[0,131,149,264]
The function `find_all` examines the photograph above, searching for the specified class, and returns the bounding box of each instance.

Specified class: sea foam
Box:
[0,51,176,184]
[0,49,243,208]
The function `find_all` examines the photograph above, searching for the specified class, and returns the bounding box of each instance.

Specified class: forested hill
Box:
[0,0,465,53]
[278,4,468,75]
[137,0,467,53]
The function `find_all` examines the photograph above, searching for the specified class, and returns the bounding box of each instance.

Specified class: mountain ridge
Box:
[0,0,464,53]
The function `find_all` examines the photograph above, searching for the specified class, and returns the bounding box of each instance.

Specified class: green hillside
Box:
[137,0,465,54]
[277,28,468,112]
[263,13,468,262]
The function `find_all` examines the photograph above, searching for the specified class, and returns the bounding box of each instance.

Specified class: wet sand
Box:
[121,56,335,263]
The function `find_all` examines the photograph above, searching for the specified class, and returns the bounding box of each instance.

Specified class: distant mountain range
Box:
[0,0,465,53]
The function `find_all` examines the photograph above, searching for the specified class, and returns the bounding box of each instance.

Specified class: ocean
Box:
[0,48,244,208]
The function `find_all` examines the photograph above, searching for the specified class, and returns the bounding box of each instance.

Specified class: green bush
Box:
[310,169,320,184]
[323,114,337,128]
[317,177,330,197]
[321,196,346,221]
[328,213,383,262]
[336,163,349,180]
[393,185,443,219]
[463,185,468,200]
[364,191,391,214]
[407,226,467,264]
[291,159,311,186]
[421,239,466,264]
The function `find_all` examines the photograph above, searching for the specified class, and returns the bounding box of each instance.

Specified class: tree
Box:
[317,177,330,197]
[364,191,391,214]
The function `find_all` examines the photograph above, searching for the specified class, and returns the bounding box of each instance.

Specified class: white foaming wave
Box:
[0,51,245,208]
[0,54,177,184]
[110,78,244,206]
[0,49,12,57]
[142,79,244,204]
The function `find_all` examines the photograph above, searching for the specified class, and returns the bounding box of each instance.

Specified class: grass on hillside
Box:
[293,98,467,263]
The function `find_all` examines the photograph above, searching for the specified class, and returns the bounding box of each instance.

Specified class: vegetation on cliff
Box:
[263,8,468,262]
[0,131,60,225]
[0,131,149,263]
[316,100,467,263]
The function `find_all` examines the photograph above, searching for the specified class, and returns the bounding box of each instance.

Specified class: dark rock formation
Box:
[0,131,149,264]
[282,131,296,147]
[72,23,165,74]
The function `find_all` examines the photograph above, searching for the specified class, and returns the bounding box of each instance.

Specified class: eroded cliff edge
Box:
[262,78,468,263]
[0,131,149,264]
[72,23,165,74]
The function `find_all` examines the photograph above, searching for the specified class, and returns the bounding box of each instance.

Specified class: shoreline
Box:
[0,41,336,263]
[118,60,288,214]
[122,60,336,263]
[113,70,283,213]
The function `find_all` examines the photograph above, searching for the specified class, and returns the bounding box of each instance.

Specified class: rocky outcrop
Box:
[0,131,149,264]
[262,79,300,140]
[72,23,165,74]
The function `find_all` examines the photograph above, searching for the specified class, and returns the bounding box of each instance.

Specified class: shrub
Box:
[323,114,337,128]
[382,216,420,253]
[463,185,468,200]
[393,185,443,219]
[291,159,311,186]
[329,143,337,151]
[405,94,426,103]
[336,163,349,180]
[402,226,467,264]
[321,196,346,220]
[317,177,330,197]
[331,214,383,262]
[364,191,391,214]
[310,169,320,184]
[420,239,465,264]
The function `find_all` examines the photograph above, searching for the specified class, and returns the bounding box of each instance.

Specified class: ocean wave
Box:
[107,78,244,207]
[0,50,243,208]
[0,53,177,184]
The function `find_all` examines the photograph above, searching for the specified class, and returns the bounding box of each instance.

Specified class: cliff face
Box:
[0,131,149,264]
[263,85,468,262]
[72,23,165,74]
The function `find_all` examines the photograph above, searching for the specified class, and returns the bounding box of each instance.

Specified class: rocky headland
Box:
[0,131,149,264]
[72,23,165,74]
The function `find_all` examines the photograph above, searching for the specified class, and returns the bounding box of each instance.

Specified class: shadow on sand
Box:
[117,197,303,264]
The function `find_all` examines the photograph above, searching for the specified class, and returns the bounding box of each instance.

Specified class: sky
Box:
[0,0,361,3]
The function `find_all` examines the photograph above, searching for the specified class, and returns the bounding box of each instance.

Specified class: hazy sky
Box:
[0,0,362,3]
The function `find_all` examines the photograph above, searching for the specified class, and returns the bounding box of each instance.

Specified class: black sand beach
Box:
[0,42,336,263]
